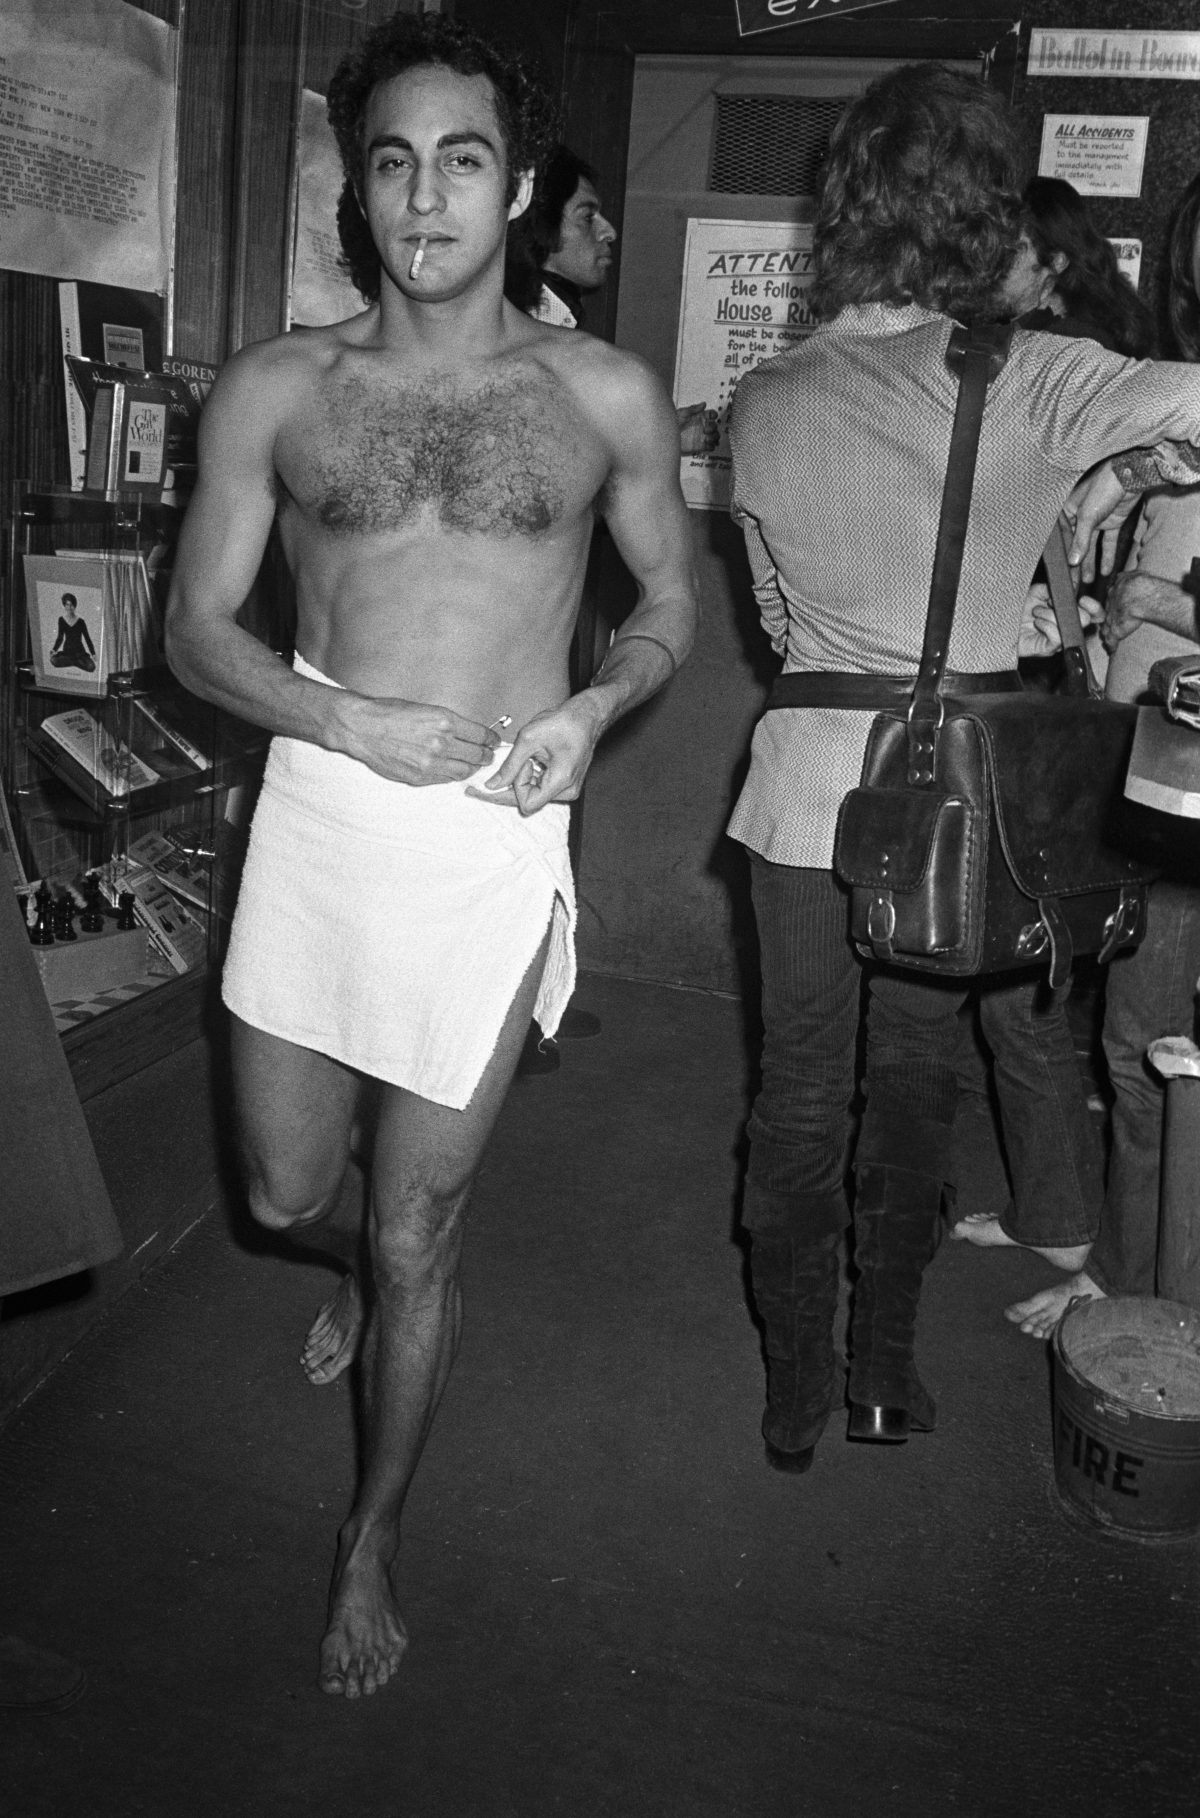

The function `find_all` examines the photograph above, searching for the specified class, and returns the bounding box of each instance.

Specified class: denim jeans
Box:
[1089,879,1200,1296]
[743,858,1102,1248]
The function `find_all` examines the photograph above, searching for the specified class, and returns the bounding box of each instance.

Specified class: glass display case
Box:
[2,482,265,1092]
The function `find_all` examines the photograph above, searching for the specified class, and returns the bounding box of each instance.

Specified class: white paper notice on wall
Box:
[0,0,176,291]
[672,219,817,513]
[1028,30,1200,81]
[288,89,364,329]
[1038,116,1149,198]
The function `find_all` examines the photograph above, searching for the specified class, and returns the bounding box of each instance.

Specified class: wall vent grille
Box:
[710,92,848,196]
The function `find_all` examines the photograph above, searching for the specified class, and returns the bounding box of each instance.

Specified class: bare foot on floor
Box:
[1004,1271,1105,1340]
[301,1274,363,1385]
[949,1213,1090,1274]
[318,1547,408,1698]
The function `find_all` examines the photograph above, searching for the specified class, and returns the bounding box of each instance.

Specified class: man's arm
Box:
[1102,571,1199,652]
[487,351,698,814]
[165,344,498,785]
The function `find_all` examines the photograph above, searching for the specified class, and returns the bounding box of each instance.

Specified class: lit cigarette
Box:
[409,237,427,280]
[487,714,512,731]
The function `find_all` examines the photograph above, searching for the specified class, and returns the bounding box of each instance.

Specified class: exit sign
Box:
[735,0,902,35]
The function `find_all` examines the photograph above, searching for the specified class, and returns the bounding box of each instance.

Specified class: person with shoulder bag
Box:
[727,62,1200,1473]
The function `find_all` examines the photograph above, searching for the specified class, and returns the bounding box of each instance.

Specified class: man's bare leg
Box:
[948,1213,1090,1274]
[231,1028,369,1383]
[1004,1270,1105,1339]
[317,933,550,1696]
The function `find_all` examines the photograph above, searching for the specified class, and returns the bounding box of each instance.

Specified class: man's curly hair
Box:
[811,63,1029,322]
[326,10,560,303]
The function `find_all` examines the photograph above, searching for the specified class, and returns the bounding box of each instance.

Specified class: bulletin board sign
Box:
[672,219,817,513]
[0,0,177,291]
[288,88,363,330]
[1028,30,1200,81]
[1037,116,1149,198]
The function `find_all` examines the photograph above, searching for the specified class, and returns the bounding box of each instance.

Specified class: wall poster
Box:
[0,0,176,291]
[288,88,363,330]
[1038,116,1149,198]
[672,219,817,513]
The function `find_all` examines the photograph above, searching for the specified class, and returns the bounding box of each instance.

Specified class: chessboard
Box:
[48,971,174,1036]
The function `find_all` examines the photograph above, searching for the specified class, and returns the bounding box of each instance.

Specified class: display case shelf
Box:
[3,479,263,1081]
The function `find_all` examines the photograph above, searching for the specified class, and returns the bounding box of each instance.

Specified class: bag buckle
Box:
[866,893,896,962]
[1016,920,1050,960]
[1098,888,1141,963]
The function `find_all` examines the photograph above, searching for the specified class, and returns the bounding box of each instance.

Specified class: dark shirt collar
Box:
[540,271,585,325]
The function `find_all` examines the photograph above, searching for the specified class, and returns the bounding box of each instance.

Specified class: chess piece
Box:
[116,890,138,931]
[54,894,78,941]
[30,882,55,946]
[80,872,105,932]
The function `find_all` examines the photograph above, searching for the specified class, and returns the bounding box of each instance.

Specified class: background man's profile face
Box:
[360,63,532,301]
[544,178,616,293]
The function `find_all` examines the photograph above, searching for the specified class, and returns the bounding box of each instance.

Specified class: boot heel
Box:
[847,1402,911,1443]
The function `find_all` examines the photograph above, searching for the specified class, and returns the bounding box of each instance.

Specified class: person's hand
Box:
[1061,462,1142,580]
[676,402,720,457]
[1101,571,1184,653]
[1017,583,1104,658]
[472,698,602,816]
[340,696,499,785]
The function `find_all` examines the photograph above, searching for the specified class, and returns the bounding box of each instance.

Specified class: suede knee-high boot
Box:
[750,1229,842,1473]
[847,1163,942,1442]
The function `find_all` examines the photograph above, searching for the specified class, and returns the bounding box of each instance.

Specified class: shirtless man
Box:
[164,13,696,1698]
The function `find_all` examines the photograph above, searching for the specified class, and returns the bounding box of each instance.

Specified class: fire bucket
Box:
[1051,1296,1200,1541]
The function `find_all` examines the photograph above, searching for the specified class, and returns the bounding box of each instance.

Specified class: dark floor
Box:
[1,973,1197,1818]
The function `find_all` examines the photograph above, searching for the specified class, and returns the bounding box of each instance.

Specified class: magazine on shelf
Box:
[37,707,160,799]
[125,831,213,913]
[107,861,208,974]
[131,693,213,771]
[23,553,161,695]
[58,282,165,491]
[67,357,201,485]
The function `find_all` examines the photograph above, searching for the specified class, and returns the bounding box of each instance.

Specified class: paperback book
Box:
[107,862,208,974]
[58,282,165,491]
[37,708,160,800]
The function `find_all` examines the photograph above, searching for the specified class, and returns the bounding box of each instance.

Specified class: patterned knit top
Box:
[727,302,1200,867]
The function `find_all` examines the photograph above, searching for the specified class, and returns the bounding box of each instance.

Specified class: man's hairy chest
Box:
[282,366,599,539]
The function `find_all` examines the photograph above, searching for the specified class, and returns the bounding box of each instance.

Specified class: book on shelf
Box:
[58,282,165,491]
[125,830,213,913]
[37,707,161,799]
[106,861,208,975]
[132,694,213,772]
[22,553,162,696]
[161,355,219,407]
[67,357,201,489]
[83,378,170,494]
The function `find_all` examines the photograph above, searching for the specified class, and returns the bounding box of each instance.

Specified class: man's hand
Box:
[1101,571,1195,653]
[338,696,499,785]
[1019,582,1103,659]
[676,402,720,456]
[1061,462,1141,579]
[473,697,603,816]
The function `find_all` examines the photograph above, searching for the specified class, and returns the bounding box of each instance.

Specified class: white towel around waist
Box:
[222,653,575,1108]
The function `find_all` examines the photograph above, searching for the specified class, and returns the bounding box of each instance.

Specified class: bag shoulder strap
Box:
[907,318,1012,784]
[1041,519,1101,698]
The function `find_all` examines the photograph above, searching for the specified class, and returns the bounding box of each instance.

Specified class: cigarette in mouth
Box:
[409,237,428,280]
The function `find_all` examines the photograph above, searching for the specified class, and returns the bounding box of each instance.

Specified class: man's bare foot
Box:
[949,1212,1089,1274]
[301,1273,363,1385]
[318,1543,408,1698]
[1004,1270,1105,1340]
